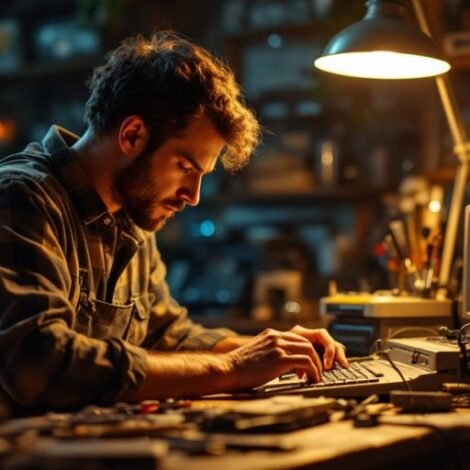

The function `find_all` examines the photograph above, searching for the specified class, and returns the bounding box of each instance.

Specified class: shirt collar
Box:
[41,125,146,244]
[42,125,109,224]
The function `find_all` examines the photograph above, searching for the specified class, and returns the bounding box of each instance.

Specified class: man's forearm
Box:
[211,335,252,353]
[123,327,349,402]
[123,350,235,401]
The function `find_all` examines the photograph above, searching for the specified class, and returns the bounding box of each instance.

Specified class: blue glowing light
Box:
[200,219,215,237]
[216,289,231,303]
[267,34,282,48]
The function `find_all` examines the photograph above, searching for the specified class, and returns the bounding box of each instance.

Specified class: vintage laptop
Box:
[254,336,463,398]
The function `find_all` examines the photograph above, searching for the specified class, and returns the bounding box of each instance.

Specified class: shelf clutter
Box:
[0,0,469,328]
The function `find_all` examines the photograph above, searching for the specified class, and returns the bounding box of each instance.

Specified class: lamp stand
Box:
[411,0,470,299]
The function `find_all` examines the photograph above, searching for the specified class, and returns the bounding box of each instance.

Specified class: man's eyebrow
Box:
[179,152,215,174]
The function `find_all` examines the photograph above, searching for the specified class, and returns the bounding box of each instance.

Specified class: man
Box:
[0,31,347,411]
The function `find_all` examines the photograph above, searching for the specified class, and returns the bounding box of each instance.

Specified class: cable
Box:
[368,339,411,391]
[389,327,438,339]
[368,338,382,356]
[457,322,470,381]
[437,325,459,341]
[379,349,412,391]
[368,338,412,390]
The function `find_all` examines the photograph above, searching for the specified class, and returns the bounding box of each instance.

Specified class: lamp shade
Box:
[314,0,450,79]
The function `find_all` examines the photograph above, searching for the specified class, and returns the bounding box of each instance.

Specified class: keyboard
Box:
[254,357,459,398]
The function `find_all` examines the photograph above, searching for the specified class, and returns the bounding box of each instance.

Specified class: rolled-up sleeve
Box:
[141,240,236,352]
[0,178,148,410]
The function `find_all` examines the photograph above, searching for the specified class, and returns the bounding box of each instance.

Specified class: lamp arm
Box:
[411,0,470,297]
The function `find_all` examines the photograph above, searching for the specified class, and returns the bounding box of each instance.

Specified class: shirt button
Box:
[103,217,112,226]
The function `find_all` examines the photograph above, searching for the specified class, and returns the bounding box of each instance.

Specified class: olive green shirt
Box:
[0,126,234,411]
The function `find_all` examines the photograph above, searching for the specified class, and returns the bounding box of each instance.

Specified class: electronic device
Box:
[320,293,452,318]
[320,293,452,355]
[254,336,464,398]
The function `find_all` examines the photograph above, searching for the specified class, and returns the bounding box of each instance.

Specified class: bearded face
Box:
[114,114,225,232]
[116,147,184,232]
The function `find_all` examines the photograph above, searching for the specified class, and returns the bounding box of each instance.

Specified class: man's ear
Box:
[118,116,149,158]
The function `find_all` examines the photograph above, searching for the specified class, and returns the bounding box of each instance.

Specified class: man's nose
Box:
[181,175,202,207]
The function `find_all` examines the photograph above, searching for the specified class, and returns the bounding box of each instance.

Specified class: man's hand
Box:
[288,325,348,370]
[224,327,347,392]
[125,326,348,401]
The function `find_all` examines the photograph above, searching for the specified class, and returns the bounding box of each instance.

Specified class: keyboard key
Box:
[360,364,384,378]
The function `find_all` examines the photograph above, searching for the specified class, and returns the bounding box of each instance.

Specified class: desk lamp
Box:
[315,0,470,302]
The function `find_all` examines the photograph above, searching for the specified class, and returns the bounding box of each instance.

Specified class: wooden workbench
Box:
[164,411,470,470]
[2,399,470,469]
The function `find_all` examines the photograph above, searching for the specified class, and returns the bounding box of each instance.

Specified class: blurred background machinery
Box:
[1,0,469,335]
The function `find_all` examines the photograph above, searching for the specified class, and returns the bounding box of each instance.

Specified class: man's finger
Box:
[262,329,312,345]
[322,344,336,370]
[291,326,345,369]
[290,326,335,347]
[314,330,339,369]
[276,339,323,374]
[284,355,321,383]
[335,342,349,368]
[323,341,348,369]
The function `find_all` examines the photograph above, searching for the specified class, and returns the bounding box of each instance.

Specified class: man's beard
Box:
[115,150,181,232]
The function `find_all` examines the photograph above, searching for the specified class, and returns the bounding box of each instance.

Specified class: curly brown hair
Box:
[84,31,260,171]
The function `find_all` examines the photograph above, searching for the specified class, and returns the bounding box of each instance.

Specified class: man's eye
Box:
[178,163,191,174]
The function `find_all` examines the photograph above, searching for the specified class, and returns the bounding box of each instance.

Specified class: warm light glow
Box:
[314,51,450,79]
[429,200,442,213]
[0,120,16,142]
